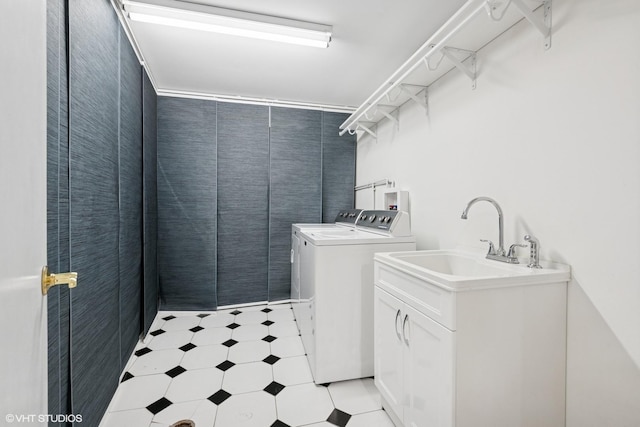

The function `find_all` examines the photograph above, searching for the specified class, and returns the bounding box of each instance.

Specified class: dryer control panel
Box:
[334,209,362,225]
[356,210,411,236]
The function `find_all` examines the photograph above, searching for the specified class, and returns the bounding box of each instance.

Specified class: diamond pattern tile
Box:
[165,366,187,378]
[179,343,197,352]
[216,360,235,372]
[101,303,393,427]
[222,339,238,347]
[264,381,286,396]
[208,389,232,405]
[263,355,280,365]
[134,347,152,357]
[146,397,172,415]
[326,408,351,427]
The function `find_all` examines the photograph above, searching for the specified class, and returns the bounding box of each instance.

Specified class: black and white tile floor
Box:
[99,303,394,427]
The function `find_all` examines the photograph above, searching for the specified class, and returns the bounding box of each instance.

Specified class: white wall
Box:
[356,0,640,425]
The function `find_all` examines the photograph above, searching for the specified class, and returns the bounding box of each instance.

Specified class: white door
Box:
[403,304,455,427]
[374,287,405,423]
[0,1,48,424]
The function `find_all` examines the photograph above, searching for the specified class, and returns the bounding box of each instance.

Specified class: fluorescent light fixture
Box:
[122,0,332,48]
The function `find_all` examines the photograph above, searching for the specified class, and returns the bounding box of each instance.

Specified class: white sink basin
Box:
[375,250,570,291]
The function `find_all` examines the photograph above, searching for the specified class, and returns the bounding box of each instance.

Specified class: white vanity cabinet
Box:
[375,287,454,427]
[374,255,568,427]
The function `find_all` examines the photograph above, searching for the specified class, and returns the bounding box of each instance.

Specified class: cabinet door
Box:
[403,304,454,427]
[374,287,405,422]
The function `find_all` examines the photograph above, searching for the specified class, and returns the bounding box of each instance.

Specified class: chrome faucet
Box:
[461,196,522,264]
[461,196,505,255]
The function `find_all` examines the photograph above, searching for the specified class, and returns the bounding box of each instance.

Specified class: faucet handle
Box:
[480,239,496,255]
[524,234,542,268]
[507,243,527,258]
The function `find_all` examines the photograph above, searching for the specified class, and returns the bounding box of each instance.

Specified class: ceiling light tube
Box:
[122,0,332,48]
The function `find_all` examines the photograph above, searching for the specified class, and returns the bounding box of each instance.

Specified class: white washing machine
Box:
[290,209,362,320]
[295,210,416,384]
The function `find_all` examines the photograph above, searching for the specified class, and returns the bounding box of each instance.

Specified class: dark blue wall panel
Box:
[69,0,121,425]
[268,107,322,301]
[322,112,356,222]
[216,103,270,306]
[157,97,217,310]
[118,27,143,368]
[142,70,158,335]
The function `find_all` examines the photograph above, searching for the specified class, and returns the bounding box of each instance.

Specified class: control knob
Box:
[369,215,377,222]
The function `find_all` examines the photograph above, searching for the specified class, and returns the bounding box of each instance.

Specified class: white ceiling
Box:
[122,0,468,109]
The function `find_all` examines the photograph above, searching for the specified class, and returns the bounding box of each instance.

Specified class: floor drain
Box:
[170,420,195,427]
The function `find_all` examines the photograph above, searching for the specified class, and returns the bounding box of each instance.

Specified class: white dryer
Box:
[296,210,416,384]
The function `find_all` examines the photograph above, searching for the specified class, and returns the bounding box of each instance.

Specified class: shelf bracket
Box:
[441,47,477,89]
[357,122,377,140]
[510,0,552,50]
[400,84,428,115]
[423,46,445,71]
[377,104,400,130]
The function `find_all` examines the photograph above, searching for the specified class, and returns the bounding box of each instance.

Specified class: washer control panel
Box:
[356,210,410,234]
[334,209,363,225]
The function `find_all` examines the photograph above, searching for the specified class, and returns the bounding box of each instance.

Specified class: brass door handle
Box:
[41,266,78,295]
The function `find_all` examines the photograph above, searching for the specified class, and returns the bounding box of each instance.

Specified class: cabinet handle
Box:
[394,309,402,341]
[402,314,410,346]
